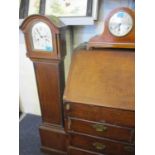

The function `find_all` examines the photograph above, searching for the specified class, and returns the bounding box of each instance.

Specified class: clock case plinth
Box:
[20,15,67,155]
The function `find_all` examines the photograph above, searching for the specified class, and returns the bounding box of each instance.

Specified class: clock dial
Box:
[31,22,53,52]
[108,11,133,37]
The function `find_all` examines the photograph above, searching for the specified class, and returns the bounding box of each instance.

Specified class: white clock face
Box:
[31,22,53,52]
[108,11,133,37]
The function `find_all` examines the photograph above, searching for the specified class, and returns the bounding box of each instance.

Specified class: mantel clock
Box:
[87,7,135,49]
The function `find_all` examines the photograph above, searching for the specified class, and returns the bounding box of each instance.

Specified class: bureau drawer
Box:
[64,102,134,127]
[69,133,135,155]
[66,118,134,143]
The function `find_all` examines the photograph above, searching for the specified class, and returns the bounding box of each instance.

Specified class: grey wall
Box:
[73,0,134,48]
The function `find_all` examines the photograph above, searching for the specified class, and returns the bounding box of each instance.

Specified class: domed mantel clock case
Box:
[20,15,67,155]
[87,7,135,49]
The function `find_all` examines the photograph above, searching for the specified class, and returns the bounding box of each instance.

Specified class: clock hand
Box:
[115,23,121,33]
[118,23,121,32]
[36,28,43,38]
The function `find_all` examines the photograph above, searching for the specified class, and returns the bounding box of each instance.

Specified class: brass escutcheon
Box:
[92,124,107,132]
[93,142,106,150]
[65,103,70,110]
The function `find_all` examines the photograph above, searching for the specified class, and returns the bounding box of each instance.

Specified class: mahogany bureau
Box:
[63,49,135,155]
[63,7,135,155]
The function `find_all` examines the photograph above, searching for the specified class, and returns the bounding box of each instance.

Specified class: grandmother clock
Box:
[20,15,67,154]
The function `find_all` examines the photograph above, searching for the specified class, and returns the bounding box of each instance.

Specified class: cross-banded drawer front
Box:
[70,133,135,155]
[67,118,134,143]
[64,102,135,127]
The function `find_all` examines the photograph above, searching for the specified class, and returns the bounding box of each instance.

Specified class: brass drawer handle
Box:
[93,142,106,150]
[92,124,107,132]
[124,146,134,152]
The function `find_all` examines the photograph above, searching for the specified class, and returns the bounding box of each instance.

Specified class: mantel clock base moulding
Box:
[20,15,68,155]
[20,7,135,155]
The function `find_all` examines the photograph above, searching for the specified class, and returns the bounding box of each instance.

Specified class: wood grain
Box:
[34,60,65,126]
[66,118,134,143]
[69,133,134,155]
[64,102,134,127]
[64,50,135,111]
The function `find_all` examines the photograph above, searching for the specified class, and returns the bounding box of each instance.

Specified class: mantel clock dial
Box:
[108,11,133,37]
[87,7,135,49]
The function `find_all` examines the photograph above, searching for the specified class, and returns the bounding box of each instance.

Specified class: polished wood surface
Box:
[64,47,135,154]
[64,50,135,111]
[66,118,134,143]
[34,60,65,126]
[87,7,135,49]
[69,133,134,155]
[64,102,134,127]
[40,125,67,154]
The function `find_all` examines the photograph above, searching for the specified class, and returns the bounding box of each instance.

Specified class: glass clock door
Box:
[31,22,53,52]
